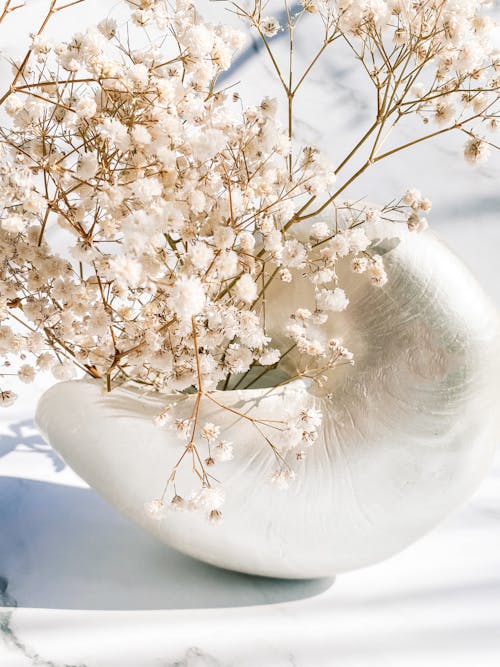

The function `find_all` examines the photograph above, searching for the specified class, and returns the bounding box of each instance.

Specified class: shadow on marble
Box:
[0,420,65,471]
[0,476,333,611]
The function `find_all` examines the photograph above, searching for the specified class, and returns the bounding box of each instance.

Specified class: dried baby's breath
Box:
[1,0,498,519]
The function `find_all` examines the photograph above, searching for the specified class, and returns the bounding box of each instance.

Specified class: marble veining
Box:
[167,647,225,667]
[1,582,85,667]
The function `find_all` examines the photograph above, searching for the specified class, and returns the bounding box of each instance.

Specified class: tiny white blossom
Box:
[5,94,24,116]
[191,486,225,511]
[144,498,166,520]
[52,362,76,381]
[298,407,322,429]
[403,188,422,209]
[154,404,175,427]
[0,390,17,407]
[75,97,97,119]
[259,348,281,366]
[271,468,296,489]
[2,214,26,234]
[316,287,349,312]
[175,418,192,440]
[97,18,117,39]
[464,137,490,166]
[260,17,280,37]
[78,153,98,180]
[407,212,428,233]
[17,364,35,384]
[233,273,258,304]
[131,125,152,146]
[167,276,206,321]
[214,440,234,462]
[200,422,220,442]
[310,222,330,241]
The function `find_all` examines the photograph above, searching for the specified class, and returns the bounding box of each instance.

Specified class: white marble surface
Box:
[1,1,500,665]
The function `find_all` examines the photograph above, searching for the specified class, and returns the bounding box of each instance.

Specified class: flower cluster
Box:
[0,0,497,520]
[248,0,500,169]
[146,400,323,521]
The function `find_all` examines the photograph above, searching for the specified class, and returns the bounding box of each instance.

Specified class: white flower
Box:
[167,275,206,321]
[297,336,325,357]
[191,486,225,511]
[31,34,52,56]
[154,404,175,427]
[201,422,220,442]
[52,362,76,381]
[190,191,206,214]
[403,188,422,209]
[276,426,303,452]
[37,352,55,371]
[175,418,192,441]
[170,494,186,511]
[133,9,152,26]
[108,256,143,288]
[78,153,98,180]
[18,364,36,384]
[310,222,330,241]
[233,273,258,304]
[215,250,238,280]
[420,198,432,212]
[259,348,280,366]
[328,234,350,258]
[365,208,381,224]
[188,242,214,271]
[191,129,227,162]
[280,268,292,283]
[369,264,388,286]
[208,509,223,524]
[97,18,117,40]
[464,137,490,166]
[214,440,234,462]
[434,101,455,126]
[271,468,296,489]
[0,390,17,407]
[144,498,166,520]
[316,287,349,312]
[411,82,426,99]
[407,212,428,233]
[23,191,46,214]
[75,97,97,119]
[183,24,215,57]
[98,118,130,151]
[352,257,368,273]
[131,125,152,146]
[347,228,370,253]
[5,94,24,117]
[338,346,354,363]
[130,177,162,201]
[281,239,307,268]
[260,17,280,37]
[225,344,253,373]
[301,0,322,13]
[310,268,335,285]
[298,407,322,429]
[2,214,26,234]
[213,226,235,250]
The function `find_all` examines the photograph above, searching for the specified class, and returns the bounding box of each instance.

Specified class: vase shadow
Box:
[0,476,333,611]
[0,419,65,471]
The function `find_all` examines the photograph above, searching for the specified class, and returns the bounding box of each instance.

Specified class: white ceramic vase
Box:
[36,222,500,579]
